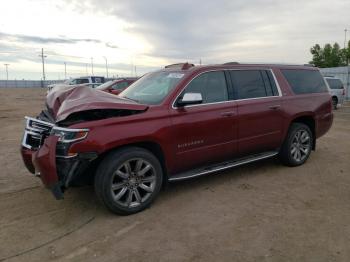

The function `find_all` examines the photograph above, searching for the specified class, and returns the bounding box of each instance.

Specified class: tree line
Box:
[310,41,350,68]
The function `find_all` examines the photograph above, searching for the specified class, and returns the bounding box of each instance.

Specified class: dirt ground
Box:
[0,88,349,262]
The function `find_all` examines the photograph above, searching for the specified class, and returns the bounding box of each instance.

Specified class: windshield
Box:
[120,71,185,105]
[96,80,113,90]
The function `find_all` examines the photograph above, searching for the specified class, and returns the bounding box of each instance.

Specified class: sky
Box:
[0,0,349,80]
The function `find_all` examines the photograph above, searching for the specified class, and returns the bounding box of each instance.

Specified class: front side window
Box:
[230,70,267,99]
[120,71,184,105]
[182,71,228,104]
[281,69,328,94]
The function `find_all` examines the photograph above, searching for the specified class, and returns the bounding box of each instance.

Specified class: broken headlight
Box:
[51,127,89,143]
[51,127,89,157]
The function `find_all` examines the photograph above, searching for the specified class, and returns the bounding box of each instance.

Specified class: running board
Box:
[168,151,278,182]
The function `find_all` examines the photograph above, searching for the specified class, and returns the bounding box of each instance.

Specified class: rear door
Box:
[230,69,284,155]
[169,70,238,174]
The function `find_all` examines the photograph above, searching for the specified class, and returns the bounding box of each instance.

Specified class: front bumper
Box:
[21,135,65,199]
[20,117,95,200]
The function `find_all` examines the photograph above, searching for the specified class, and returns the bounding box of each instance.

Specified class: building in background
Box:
[320,66,350,100]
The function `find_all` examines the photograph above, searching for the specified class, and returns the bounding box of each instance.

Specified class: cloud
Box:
[0,32,102,44]
[105,42,119,49]
[69,0,350,63]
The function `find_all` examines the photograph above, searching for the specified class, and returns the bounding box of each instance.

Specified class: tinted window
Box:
[76,79,89,84]
[113,81,129,90]
[281,69,328,94]
[183,71,228,104]
[92,77,104,83]
[266,71,279,95]
[326,78,344,89]
[230,70,267,99]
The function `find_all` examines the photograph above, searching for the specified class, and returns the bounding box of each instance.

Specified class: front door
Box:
[169,71,238,174]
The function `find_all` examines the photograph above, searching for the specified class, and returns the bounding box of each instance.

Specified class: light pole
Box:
[4,64,9,80]
[64,62,67,79]
[91,57,94,75]
[345,29,348,49]
[103,56,109,78]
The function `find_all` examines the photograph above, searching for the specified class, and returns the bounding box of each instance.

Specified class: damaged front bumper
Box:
[21,117,96,199]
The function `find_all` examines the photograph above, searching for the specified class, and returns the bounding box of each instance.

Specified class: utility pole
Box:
[39,48,47,81]
[64,62,67,79]
[4,64,9,80]
[103,56,109,78]
[91,57,94,75]
[344,29,348,49]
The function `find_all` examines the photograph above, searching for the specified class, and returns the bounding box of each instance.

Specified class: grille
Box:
[22,117,54,150]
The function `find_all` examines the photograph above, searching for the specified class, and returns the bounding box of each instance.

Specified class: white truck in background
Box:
[47,76,105,92]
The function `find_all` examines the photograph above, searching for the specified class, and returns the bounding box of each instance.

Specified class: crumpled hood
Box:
[46,85,148,122]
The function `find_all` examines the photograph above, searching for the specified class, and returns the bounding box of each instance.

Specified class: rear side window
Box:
[281,69,328,94]
[326,78,344,89]
[230,70,267,99]
[184,71,228,104]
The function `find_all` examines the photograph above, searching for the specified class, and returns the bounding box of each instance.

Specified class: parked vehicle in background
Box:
[324,76,346,109]
[96,78,138,95]
[47,76,105,92]
[21,62,333,215]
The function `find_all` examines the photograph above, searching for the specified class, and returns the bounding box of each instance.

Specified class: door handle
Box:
[220,111,235,117]
[269,105,281,110]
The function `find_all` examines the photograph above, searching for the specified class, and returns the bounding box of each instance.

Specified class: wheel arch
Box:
[288,115,316,150]
[92,140,169,185]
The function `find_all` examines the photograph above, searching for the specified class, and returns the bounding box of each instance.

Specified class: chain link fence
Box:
[0,80,64,88]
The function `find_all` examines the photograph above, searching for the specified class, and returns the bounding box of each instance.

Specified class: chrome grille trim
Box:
[22,117,54,150]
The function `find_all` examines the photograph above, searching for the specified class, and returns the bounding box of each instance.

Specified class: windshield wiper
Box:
[122,96,140,103]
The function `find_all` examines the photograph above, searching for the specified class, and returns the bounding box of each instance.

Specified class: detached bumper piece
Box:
[32,135,64,199]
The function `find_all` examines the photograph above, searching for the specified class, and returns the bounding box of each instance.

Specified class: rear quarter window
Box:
[281,69,328,94]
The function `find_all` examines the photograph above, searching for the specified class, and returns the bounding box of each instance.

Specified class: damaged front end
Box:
[20,85,149,199]
[21,116,96,199]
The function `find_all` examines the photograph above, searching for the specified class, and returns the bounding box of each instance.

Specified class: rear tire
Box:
[279,123,313,167]
[332,97,338,110]
[94,147,163,215]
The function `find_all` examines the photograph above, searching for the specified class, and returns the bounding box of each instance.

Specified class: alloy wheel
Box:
[290,129,311,162]
[110,158,156,208]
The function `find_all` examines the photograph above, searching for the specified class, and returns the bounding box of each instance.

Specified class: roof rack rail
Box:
[303,64,315,67]
[223,62,239,65]
[165,62,195,70]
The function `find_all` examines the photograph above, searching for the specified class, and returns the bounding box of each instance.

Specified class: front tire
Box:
[94,147,163,215]
[279,123,313,167]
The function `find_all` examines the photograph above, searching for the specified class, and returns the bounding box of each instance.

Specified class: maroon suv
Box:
[96,78,138,95]
[21,63,333,215]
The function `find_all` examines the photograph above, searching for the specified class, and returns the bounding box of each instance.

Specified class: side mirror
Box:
[177,92,203,106]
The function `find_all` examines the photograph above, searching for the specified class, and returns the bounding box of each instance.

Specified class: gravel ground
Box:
[0,88,349,262]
